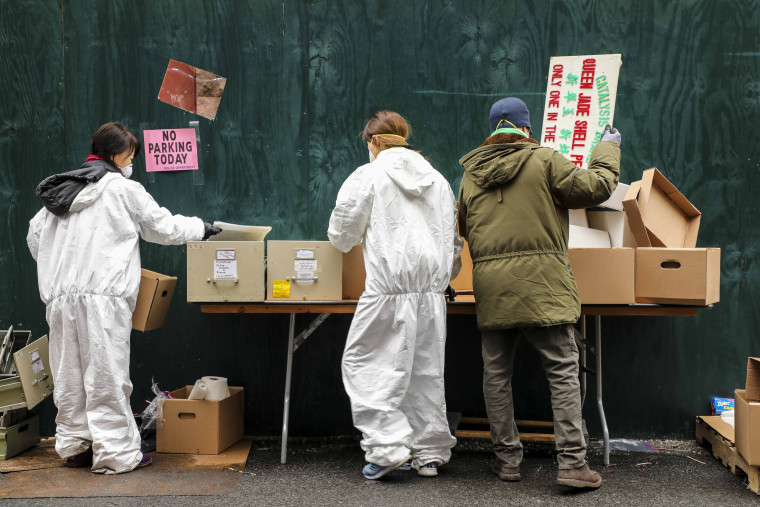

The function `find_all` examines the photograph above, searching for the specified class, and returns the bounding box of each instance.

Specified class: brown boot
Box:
[557,462,602,488]
[491,459,521,481]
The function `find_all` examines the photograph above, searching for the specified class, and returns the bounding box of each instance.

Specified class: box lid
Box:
[747,357,760,401]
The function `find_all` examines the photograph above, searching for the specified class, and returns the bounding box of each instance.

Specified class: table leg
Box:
[281,313,296,464]
[595,315,610,465]
[580,317,587,408]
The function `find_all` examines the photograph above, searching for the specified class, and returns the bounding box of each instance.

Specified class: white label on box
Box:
[30,350,40,361]
[295,259,318,272]
[296,271,315,281]
[32,359,44,374]
[216,249,235,260]
[214,259,238,279]
[296,249,315,259]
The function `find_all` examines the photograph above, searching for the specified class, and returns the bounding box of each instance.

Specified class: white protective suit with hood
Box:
[27,171,204,474]
[328,147,463,468]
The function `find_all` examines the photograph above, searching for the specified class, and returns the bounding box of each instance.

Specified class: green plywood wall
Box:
[1,0,758,439]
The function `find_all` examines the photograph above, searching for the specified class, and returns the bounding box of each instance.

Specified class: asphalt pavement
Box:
[1,436,757,506]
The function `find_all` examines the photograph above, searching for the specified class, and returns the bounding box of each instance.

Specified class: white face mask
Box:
[119,164,133,179]
[369,151,375,163]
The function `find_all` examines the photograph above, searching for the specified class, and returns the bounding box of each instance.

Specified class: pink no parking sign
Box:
[143,128,199,172]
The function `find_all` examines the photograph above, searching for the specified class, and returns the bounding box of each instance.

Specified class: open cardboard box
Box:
[622,168,701,248]
[568,248,635,304]
[132,269,177,331]
[736,357,760,466]
[635,248,720,305]
[157,386,244,455]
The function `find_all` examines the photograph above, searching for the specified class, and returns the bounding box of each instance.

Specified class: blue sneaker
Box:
[362,455,411,480]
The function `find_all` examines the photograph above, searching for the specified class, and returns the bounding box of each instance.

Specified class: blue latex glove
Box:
[601,124,621,146]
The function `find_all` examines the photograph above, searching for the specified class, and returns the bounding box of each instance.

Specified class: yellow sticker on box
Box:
[273,280,290,298]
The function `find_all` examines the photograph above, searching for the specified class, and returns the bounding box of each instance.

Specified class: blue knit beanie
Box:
[489,97,532,132]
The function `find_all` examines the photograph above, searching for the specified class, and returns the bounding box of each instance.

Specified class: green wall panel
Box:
[1,0,758,439]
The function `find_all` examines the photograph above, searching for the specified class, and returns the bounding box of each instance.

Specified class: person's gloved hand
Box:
[202,222,222,240]
[601,124,621,146]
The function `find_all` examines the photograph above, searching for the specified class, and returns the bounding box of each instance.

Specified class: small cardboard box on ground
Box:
[157,386,244,454]
[132,269,177,331]
[735,357,760,466]
[568,248,635,304]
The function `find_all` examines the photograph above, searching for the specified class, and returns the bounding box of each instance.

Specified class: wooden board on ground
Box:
[0,437,253,498]
[696,416,759,495]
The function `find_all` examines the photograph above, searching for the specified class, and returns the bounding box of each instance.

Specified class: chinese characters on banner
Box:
[540,54,622,169]
[143,128,199,172]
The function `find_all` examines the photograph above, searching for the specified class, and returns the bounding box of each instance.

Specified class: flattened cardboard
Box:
[586,210,636,248]
[342,245,366,300]
[622,168,701,248]
[735,388,760,466]
[568,248,635,304]
[746,357,760,401]
[132,269,177,331]
[157,386,244,455]
[568,225,611,249]
[635,248,720,305]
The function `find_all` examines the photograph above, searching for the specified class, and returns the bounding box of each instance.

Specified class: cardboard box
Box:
[568,225,611,249]
[622,168,701,248]
[568,248,635,304]
[340,241,475,302]
[157,386,244,455]
[132,269,177,331]
[586,210,636,248]
[635,248,720,305]
[342,245,366,300]
[597,182,630,211]
[736,358,760,466]
[187,241,265,302]
[267,241,342,301]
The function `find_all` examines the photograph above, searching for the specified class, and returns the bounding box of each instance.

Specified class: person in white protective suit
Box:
[328,110,463,479]
[26,122,221,474]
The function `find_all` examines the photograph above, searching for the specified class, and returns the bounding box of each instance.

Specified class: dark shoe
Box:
[136,453,153,469]
[491,459,521,481]
[65,447,93,468]
[557,462,602,488]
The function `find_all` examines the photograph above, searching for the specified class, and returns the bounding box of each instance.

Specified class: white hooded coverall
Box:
[27,172,204,474]
[328,148,463,468]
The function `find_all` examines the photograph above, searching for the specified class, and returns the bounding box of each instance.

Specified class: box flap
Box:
[747,358,760,401]
[637,168,701,248]
[622,181,652,247]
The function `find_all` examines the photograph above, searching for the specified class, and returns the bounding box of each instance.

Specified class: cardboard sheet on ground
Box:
[0,437,253,498]
[540,54,621,169]
[158,59,227,120]
[209,222,272,242]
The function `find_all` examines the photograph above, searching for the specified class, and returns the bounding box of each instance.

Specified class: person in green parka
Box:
[457,97,621,489]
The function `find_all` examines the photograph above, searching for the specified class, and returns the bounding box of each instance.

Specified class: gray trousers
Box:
[481,324,585,469]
